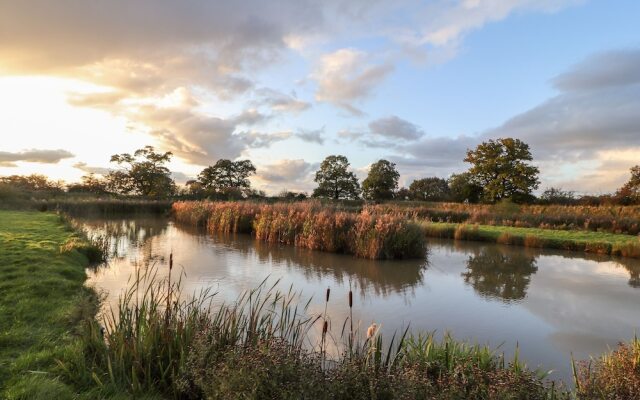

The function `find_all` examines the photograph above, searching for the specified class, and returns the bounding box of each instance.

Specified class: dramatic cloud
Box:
[486,49,640,162]
[369,116,424,140]
[0,149,74,167]
[313,48,393,115]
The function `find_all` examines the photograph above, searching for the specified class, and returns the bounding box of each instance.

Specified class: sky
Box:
[0,0,639,194]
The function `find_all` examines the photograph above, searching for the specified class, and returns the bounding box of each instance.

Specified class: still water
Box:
[79,216,640,384]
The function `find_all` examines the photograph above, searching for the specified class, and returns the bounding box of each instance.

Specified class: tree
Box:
[539,187,576,205]
[448,173,482,203]
[107,146,176,198]
[197,159,256,197]
[615,165,640,205]
[464,138,539,203]
[362,159,399,201]
[67,173,109,195]
[312,155,361,200]
[395,187,411,201]
[409,177,450,202]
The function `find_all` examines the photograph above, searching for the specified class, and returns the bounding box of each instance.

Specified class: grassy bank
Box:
[173,201,426,259]
[375,202,640,235]
[421,222,640,258]
[65,268,570,399]
[0,210,99,399]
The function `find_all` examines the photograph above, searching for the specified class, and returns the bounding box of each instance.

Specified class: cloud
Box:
[369,116,425,140]
[394,0,581,50]
[255,88,311,113]
[0,149,74,167]
[295,127,325,144]
[313,48,393,115]
[253,159,317,193]
[486,49,640,162]
[72,162,111,176]
[239,130,293,148]
[552,49,640,92]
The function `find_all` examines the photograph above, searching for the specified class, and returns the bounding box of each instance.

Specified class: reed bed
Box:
[373,202,640,235]
[64,264,570,399]
[573,336,640,399]
[173,201,426,259]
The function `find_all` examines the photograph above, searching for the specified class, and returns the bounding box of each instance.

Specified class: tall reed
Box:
[63,261,572,399]
[173,201,426,259]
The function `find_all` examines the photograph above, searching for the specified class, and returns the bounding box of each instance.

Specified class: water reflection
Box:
[79,216,640,384]
[174,223,428,298]
[78,216,169,263]
[462,246,538,302]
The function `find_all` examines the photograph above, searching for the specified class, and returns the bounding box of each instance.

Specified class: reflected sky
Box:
[82,216,640,384]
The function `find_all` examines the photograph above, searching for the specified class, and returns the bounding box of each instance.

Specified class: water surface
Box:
[80,216,640,384]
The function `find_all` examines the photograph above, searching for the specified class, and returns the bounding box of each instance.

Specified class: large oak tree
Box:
[464,138,539,203]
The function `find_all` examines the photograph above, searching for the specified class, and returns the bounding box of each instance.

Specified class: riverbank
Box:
[173,201,427,259]
[2,210,639,398]
[421,222,640,258]
[0,210,99,399]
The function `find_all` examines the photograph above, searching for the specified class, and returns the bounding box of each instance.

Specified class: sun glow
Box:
[0,76,148,181]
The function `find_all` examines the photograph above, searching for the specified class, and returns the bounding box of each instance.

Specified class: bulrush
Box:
[172,201,426,260]
[367,323,377,339]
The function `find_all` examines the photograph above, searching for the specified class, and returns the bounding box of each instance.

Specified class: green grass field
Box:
[0,210,96,399]
[420,221,640,258]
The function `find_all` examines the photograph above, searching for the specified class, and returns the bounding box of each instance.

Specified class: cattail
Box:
[367,323,377,339]
[325,287,330,302]
[348,290,353,308]
[322,320,328,335]
[169,253,173,270]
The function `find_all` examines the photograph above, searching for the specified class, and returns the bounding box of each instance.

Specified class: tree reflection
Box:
[462,246,538,302]
[75,216,169,261]
[175,223,428,298]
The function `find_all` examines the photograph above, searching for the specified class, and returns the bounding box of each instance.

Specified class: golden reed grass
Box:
[173,201,426,260]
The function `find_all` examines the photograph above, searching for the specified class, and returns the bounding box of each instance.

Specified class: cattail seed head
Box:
[322,320,328,335]
[169,253,173,270]
[326,287,330,302]
[348,290,353,308]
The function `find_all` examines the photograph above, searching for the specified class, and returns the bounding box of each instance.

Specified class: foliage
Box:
[312,155,361,200]
[538,187,576,205]
[67,269,569,399]
[464,138,540,203]
[173,201,426,259]
[66,173,109,195]
[107,145,176,198]
[448,172,482,203]
[409,177,451,201]
[197,159,256,198]
[615,165,640,205]
[362,159,399,201]
[574,337,640,399]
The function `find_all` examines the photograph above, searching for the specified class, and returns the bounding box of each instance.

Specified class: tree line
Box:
[2,139,640,205]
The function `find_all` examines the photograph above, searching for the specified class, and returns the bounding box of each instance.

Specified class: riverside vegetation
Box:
[173,200,640,259]
[1,209,640,399]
